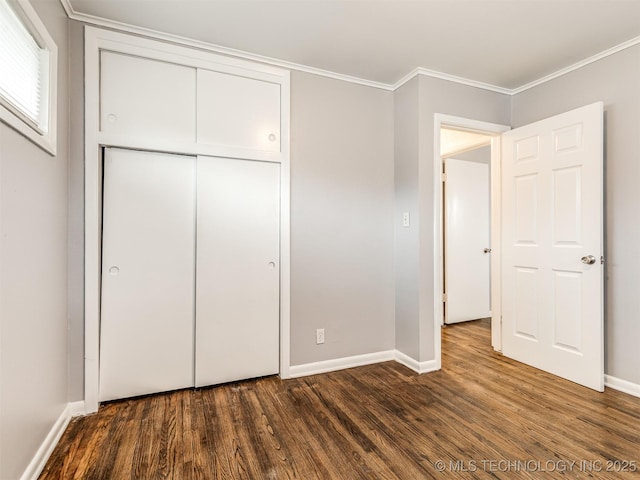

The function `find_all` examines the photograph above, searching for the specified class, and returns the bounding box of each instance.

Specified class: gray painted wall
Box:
[394,76,510,362]
[0,0,70,478]
[512,45,640,385]
[394,76,421,359]
[290,71,395,365]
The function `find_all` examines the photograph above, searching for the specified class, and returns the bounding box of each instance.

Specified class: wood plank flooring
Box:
[40,320,640,479]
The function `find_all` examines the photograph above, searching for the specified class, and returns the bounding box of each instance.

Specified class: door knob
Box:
[581,255,596,265]
[483,248,491,254]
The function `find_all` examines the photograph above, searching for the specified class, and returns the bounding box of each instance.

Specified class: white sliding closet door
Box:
[100,149,196,402]
[195,156,280,387]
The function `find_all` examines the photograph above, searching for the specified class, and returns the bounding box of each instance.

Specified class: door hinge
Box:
[441,172,447,182]
[442,293,447,302]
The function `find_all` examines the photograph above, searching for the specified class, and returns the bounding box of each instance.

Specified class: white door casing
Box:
[444,157,491,324]
[195,156,280,387]
[99,149,196,402]
[501,102,604,391]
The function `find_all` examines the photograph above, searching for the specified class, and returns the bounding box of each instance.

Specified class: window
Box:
[0,0,57,154]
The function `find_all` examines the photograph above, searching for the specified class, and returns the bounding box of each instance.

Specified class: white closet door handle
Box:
[108,266,120,275]
[268,262,276,269]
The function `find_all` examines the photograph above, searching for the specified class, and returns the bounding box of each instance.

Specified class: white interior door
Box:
[501,102,604,391]
[444,157,491,324]
[195,156,280,387]
[100,149,196,401]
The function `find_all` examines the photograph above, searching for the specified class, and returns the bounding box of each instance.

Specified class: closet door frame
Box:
[83,27,291,413]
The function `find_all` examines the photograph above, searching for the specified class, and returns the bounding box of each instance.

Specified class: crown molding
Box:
[393,67,512,95]
[59,0,393,91]
[511,35,640,94]
[58,0,73,17]
[59,0,640,96]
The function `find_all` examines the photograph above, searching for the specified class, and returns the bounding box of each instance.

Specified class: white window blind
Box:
[0,0,49,132]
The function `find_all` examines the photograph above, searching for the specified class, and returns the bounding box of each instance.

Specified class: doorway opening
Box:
[432,114,510,365]
[434,104,604,390]
[441,128,493,326]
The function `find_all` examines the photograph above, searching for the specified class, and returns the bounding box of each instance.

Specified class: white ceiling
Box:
[66,0,640,89]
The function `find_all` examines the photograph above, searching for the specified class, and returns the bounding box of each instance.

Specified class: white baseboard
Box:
[394,350,440,374]
[67,400,86,417]
[289,350,395,378]
[605,375,640,399]
[289,349,442,378]
[20,401,85,480]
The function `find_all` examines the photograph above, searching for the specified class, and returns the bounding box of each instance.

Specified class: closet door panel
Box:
[195,156,280,387]
[100,52,196,141]
[100,149,196,402]
[197,69,281,152]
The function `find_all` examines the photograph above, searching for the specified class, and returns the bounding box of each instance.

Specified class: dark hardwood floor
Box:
[40,320,640,479]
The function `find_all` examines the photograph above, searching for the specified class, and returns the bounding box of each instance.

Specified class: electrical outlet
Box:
[316,328,325,345]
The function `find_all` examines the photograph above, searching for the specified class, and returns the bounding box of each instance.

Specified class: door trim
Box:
[83,27,291,413]
[433,114,510,360]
